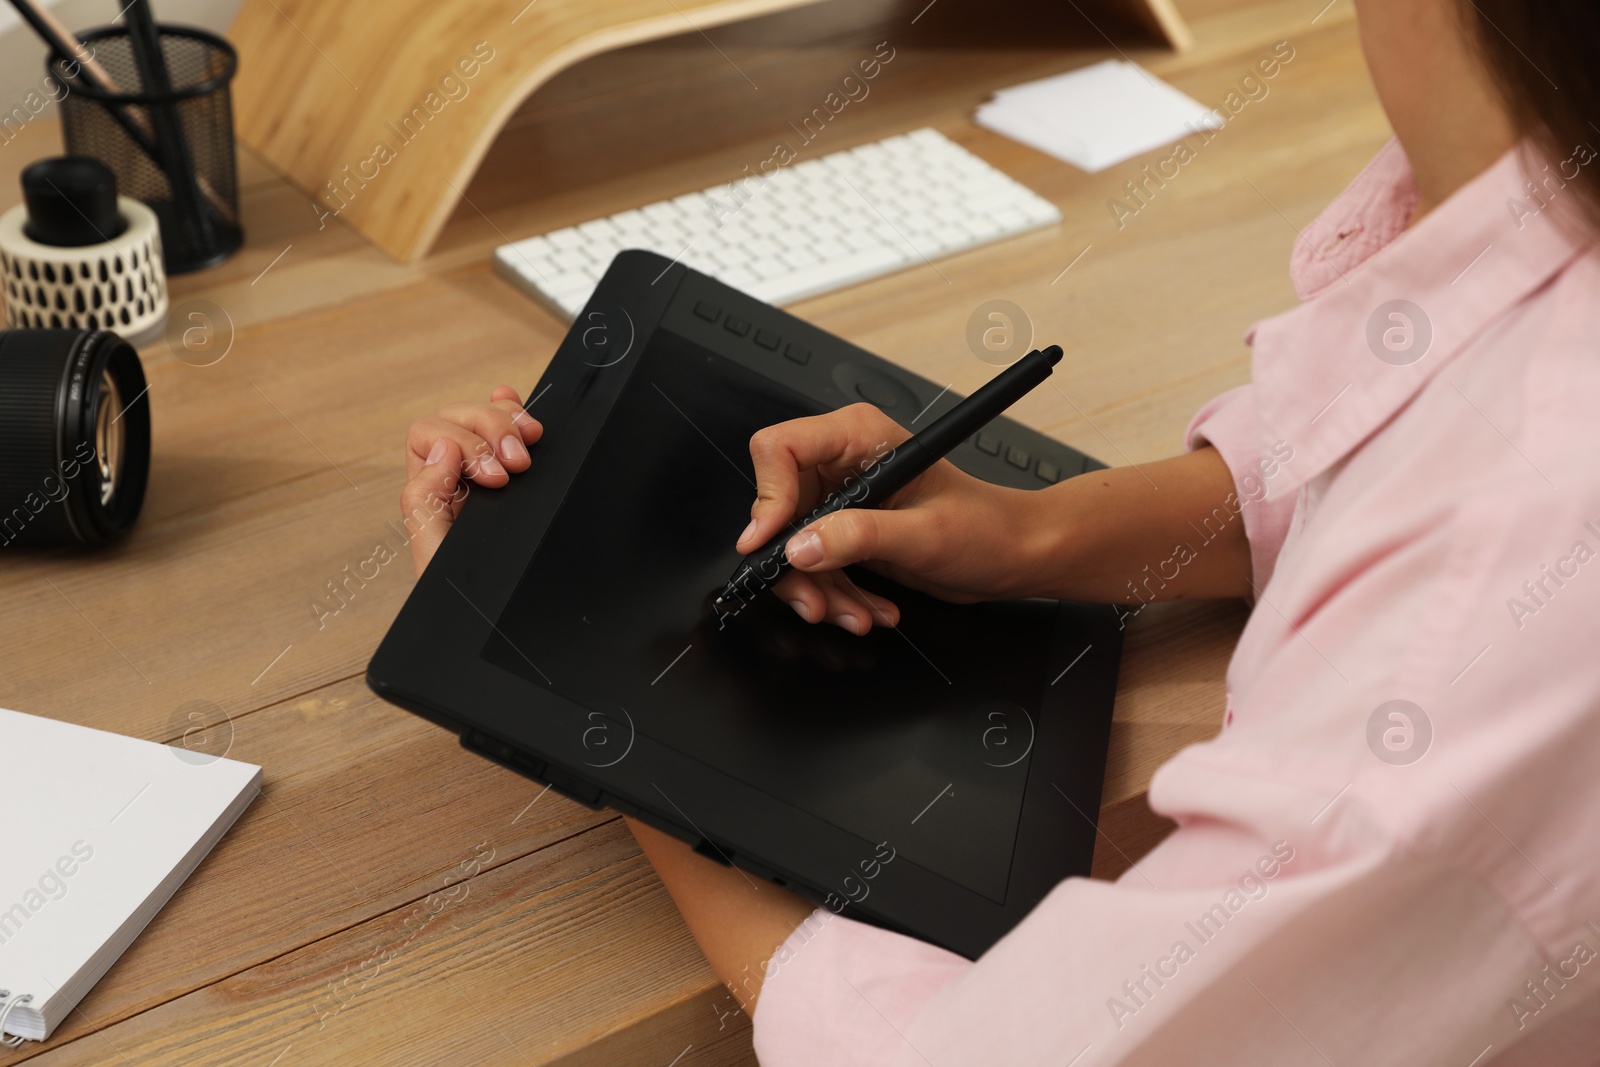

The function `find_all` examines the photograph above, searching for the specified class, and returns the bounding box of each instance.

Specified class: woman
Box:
[398,0,1600,1061]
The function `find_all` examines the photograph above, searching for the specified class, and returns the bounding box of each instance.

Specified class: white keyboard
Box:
[493,128,1060,319]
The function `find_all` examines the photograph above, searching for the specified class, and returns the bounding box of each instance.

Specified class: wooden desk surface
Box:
[0,0,1389,1062]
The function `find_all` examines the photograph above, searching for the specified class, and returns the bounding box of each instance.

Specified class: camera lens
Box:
[0,329,150,547]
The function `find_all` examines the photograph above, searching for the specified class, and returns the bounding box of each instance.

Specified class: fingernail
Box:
[786,530,824,568]
[786,598,810,622]
[501,434,527,463]
[477,453,507,478]
[832,613,862,634]
[425,439,447,466]
[738,519,758,546]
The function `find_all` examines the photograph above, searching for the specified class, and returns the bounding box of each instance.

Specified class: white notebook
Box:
[0,707,261,1044]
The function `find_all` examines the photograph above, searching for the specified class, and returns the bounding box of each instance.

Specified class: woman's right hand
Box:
[740,402,1055,635]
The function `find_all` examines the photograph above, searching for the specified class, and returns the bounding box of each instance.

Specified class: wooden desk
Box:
[0,0,1389,1062]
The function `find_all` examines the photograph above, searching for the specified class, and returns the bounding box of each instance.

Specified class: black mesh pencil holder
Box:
[53,26,243,274]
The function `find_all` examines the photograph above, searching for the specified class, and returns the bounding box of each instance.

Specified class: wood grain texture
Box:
[11,820,737,1066]
[0,0,1391,1062]
[226,0,1189,261]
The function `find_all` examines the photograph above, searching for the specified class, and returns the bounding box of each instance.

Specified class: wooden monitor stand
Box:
[228,0,1190,263]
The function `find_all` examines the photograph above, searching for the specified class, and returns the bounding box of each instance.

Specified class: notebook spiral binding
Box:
[0,989,34,1046]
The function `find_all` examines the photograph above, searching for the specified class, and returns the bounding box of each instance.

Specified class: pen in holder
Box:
[51,22,242,273]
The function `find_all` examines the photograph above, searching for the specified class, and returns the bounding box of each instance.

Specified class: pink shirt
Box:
[754,139,1600,1065]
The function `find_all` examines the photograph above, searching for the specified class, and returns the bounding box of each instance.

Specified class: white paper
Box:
[0,708,260,1042]
[975,59,1223,173]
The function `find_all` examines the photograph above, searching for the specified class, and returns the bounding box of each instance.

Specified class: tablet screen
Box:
[484,328,1056,903]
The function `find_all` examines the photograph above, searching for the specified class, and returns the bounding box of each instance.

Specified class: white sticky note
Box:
[975,59,1223,173]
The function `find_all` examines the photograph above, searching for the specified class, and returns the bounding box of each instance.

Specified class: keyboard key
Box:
[754,329,781,350]
[1020,198,1061,226]
[964,215,1004,239]
[544,274,592,299]
[645,222,688,246]
[810,238,850,260]
[551,247,592,273]
[694,300,721,322]
[975,433,1001,455]
[724,315,751,337]
[1006,446,1032,470]
[784,343,811,365]
[546,227,583,249]
[510,235,555,259]
[994,206,1031,230]
[499,245,553,277]
[748,256,787,280]
[612,209,649,231]
[1036,460,1060,483]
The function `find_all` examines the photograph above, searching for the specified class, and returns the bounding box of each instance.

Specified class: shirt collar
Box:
[1247,137,1593,494]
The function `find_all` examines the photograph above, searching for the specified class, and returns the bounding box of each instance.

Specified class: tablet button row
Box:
[689,295,811,367]
[972,432,1080,483]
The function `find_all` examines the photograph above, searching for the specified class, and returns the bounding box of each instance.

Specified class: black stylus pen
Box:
[711,344,1064,621]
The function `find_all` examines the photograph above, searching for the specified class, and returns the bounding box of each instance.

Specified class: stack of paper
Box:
[975,59,1222,173]
[0,708,261,1044]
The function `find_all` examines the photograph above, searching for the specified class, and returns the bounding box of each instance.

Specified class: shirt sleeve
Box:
[752,758,1566,1067]
[1183,384,1296,595]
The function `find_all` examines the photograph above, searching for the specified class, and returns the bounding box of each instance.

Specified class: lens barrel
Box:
[0,329,150,547]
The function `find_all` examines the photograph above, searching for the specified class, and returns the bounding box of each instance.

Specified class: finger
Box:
[438,401,533,470]
[743,403,904,551]
[771,568,899,632]
[406,415,509,487]
[783,506,930,577]
[406,421,464,481]
[814,571,900,634]
[406,414,495,474]
[770,571,828,624]
[488,386,544,440]
[736,468,822,555]
[401,438,465,575]
[491,397,544,447]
